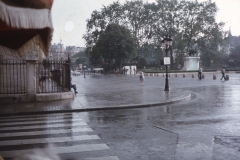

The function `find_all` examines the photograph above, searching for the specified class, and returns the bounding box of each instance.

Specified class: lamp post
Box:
[161,35,173,91]
[84,60,86,78]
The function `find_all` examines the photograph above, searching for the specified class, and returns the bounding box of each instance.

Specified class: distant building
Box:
[66,46,86,56]
[50,40,86,59]
[50,40,66,59]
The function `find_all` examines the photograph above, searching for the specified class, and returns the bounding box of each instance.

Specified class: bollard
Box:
[192,74,194,78]
[202,74,205,79]
[175,73,178,77]
[183,74,186,78]
[163,74,165,77]
[213,74,216,80]
[157,73,158,77]
[169,73,171,77]
[226,75,229,80]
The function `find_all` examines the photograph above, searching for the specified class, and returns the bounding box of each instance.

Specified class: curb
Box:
[0,93,192,117]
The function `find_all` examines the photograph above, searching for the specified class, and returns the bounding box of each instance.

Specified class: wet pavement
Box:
[0,72,240,160]
[0,71,239,116]
[0,73,194,115]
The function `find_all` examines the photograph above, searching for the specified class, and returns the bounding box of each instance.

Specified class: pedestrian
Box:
[116,68,119,76]
[220,68,226,80]
[139,72,145,85]
[198,67,202,80]
[71,78,78,93]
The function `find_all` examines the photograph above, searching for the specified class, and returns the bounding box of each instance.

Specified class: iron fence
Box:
[0,59,27,95]
[37,59,71,94]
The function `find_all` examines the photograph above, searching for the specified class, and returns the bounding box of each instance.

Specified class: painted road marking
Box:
[0,127,93,137]
[0,121,87,131]
[0,118,84,126]
[0,144,109,158]
[0,135,100,146]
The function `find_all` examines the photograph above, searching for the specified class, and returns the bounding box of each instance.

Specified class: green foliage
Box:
[70,50,89,68]
[90,24,137,69]
[83,0,229,70]
[228,44,240,67]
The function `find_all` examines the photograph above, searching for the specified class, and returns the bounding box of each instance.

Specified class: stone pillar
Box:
[213,74,216,80]
[0,55,3,90]
[26,60,37,96]
[226,75,229,80]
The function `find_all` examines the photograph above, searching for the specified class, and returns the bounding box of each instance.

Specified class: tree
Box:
[228,44,240,68]
[83,0,229,70]
[90,24,137,70]
[71,50,88,67]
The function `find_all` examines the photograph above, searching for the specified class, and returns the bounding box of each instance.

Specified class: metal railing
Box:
[0,59,27,95]
[37,59,71,94]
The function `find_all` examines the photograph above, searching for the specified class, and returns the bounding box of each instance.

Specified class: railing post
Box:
[26,60,37,96]
[0,56,3,94]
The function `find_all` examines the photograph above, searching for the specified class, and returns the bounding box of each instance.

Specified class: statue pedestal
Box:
[182,56,200,71]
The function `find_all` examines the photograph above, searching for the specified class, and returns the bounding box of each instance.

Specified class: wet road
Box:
[81,82,240,160]
[1,72,240,160]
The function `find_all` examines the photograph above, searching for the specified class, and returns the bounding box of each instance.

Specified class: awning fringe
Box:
[0,1,53,29]
[0,1,53,57]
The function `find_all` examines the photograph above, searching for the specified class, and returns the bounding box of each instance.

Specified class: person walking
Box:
[139,72,145,85]
[198,67,202,80]
[220,68,226,80]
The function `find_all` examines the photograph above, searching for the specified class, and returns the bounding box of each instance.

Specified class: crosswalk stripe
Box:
[0,135,100,146]
[0,144,110,158]
[0,118,84,126]
[0,113,119,160]
[0,121,87,131]
[0,127,93,137]
[0,114,80,122]
[81,156,119,160]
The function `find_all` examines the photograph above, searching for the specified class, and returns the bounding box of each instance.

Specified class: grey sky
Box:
[51,0,240,47]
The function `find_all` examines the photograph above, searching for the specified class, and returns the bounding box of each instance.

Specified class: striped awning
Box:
[0,0,54,58]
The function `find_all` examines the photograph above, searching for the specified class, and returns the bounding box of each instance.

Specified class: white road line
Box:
[0,135,100,146]
[81,156,119,160]
[0,127,93,137]
[0,144,109,158]
[0,121,88,131]
[0,114,81,121]
[0,118,84,126]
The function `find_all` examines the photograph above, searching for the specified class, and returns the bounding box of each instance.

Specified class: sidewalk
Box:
[0,74,192,116]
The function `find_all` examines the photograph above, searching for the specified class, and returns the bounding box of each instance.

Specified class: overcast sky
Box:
[51,0,240,47]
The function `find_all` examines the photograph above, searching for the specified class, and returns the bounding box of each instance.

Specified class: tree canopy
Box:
[83,0,229,69]
[90,23,136,70]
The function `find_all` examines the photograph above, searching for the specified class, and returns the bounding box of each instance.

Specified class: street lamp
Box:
[161,35,173,91]
[84,60,86,78]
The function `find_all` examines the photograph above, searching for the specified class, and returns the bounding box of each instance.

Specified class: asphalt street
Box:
[0,72,240,160]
